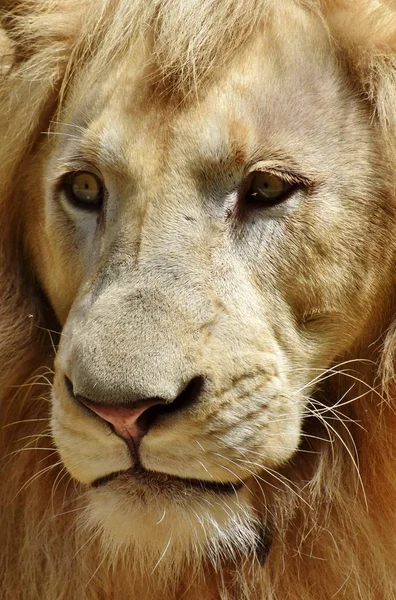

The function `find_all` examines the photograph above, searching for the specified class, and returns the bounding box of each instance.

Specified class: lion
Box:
[1,0,396,598]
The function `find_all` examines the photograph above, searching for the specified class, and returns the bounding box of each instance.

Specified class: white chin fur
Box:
[81,474,260,573]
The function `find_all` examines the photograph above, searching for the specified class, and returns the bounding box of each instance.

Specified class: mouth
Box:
[92,465,244,495]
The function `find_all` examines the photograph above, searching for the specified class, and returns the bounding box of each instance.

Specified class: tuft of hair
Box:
[324,0,396,152]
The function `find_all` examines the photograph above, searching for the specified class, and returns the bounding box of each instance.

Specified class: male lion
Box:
[1,1,396,598]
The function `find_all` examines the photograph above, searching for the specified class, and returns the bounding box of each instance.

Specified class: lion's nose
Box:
[65,376,204,447]
[78,398,161,444]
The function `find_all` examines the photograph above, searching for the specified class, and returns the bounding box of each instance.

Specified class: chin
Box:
[83,468,260,568]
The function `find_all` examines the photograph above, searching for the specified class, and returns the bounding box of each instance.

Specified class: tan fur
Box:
[1,1,396,598]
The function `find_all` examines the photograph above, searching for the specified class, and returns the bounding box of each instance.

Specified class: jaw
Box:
[82,469,261,566]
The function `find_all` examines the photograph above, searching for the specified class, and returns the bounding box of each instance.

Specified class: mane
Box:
[1,1,396,598]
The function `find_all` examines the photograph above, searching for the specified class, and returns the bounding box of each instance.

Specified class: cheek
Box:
[26,209,85,322]
[250,217,386,356]
[38,233,83,322]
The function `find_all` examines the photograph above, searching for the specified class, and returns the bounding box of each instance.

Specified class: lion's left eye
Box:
[62,171,104,210]
[247,172,294,205]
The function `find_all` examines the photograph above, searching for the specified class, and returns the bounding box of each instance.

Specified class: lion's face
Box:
[23,19,392,555]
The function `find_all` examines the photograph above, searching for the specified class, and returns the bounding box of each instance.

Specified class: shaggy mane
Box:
[1,1,396,598]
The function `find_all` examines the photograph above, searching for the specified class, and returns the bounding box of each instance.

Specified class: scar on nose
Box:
[197,297,227,345]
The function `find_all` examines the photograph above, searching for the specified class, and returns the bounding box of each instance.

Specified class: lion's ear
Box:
[325,1,396,146]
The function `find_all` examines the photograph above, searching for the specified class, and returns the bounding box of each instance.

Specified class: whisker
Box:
[151,536,172,574]
[12,460,63,500]
[3,418,49,429]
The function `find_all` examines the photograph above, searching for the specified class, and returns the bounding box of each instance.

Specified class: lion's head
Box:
[1,1,396,599]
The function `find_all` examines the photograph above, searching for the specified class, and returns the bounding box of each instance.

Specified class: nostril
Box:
[63,374,205,442]
[143,376,205,422]
[140,376,205,434]
[64,376,163,441]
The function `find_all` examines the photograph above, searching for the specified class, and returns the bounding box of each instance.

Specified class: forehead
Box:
[60,15,340,182]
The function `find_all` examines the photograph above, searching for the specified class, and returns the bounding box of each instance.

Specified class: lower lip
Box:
[92,466,243,494]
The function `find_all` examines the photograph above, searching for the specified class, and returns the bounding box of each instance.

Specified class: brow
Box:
[194,146,318,194]
[54,123,319,191]
[54,128,130,177]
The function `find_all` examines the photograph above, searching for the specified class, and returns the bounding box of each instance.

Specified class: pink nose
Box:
[79,399,157,443]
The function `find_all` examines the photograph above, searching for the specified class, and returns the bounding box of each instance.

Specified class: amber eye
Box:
[63,171,104,210]
[247,172,294,205]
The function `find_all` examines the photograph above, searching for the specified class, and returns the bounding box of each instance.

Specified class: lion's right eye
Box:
[246,172,295,206]
[62,171,104,210]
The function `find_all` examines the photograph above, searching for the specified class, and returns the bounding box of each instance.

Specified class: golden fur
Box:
[1,1,396,598]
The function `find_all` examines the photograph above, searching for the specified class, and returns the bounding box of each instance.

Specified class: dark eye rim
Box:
[60,170,105,211]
